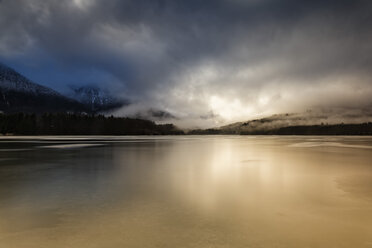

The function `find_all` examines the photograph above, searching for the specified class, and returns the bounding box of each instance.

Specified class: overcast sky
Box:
[1,0,372,127]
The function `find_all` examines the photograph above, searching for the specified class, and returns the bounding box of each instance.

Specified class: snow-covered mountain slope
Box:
[0,63,59,96]
[0,63,87,113]
[69,85,127,113]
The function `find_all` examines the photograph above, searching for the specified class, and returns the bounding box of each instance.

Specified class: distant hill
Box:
[189,111,372,135]
[68,85,128,113]
[189,123,372,135]
[0,63,87,113]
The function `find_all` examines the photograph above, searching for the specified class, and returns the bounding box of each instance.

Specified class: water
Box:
[0,136,371,248]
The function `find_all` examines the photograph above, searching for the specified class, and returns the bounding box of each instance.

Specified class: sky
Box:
[1,0,372,127]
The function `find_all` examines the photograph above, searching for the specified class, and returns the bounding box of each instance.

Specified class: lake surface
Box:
[0,136,371,248]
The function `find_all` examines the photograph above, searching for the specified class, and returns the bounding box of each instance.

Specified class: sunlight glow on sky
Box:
[209,96,253,122]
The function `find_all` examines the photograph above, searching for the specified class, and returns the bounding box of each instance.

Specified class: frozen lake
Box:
[0,136,371,247]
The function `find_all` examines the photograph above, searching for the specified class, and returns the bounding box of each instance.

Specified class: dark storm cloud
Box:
[1,0,372,126]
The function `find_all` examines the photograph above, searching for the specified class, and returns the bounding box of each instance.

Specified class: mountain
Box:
[68,85,127,113]
[0,63,169,118]
[0,63,87,113]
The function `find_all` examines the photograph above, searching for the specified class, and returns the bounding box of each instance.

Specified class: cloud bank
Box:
[1,0,372,127]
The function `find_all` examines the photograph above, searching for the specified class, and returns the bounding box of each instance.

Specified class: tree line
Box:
[0,113,184,135]
[189,123,372,135]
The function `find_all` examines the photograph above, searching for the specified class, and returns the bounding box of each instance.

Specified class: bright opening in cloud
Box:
[209,95,253,121]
